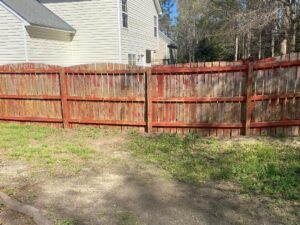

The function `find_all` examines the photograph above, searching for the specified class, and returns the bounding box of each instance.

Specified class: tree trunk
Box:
[242,35,246,59]
[292,22,297,52]
[280,3,291,55]
[280,32,288,55]
[247,32,251,57]
[235,35,239,61]
[271,30,275,57]
[258,32,262,59]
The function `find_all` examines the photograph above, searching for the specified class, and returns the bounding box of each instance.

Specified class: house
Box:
[0,0,162,66]
[153,31,177,65]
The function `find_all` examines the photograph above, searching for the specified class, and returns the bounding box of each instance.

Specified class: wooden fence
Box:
[0,53,299,136]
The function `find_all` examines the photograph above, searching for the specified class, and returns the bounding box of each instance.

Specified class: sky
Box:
[170,1,178,23]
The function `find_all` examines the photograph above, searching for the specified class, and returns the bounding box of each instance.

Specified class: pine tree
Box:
[159,0,175,37]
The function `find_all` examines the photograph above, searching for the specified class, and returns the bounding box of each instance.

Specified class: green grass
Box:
[129,133,300,201]
[55,219,76,225]
[0,123,99,174]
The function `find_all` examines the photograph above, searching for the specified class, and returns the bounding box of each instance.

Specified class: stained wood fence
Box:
[0,53,300,136]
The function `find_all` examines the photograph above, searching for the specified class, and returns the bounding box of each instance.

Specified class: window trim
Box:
[146,50,152,64]
[128,53,137,66]
[154,16,158,37]
[122,0,128,28]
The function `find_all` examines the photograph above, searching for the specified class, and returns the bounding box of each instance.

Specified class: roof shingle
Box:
[0,0,76,32]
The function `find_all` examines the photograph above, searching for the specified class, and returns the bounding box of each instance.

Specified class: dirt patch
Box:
[0,207,34,225]
[0,131,298,225]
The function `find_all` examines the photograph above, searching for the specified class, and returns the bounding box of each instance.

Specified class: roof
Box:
[0,0,76,32]
[159,31,177,47]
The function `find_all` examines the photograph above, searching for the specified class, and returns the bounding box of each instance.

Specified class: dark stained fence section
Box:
[0,54,299,136]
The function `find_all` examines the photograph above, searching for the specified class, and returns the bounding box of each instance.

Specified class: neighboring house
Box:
[0,0,162,66]
[153,31,177,65]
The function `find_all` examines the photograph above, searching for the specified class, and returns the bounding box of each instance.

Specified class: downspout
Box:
[116,0,122,63]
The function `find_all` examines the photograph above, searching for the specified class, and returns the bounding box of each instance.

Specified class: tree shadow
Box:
[38,167,285,225]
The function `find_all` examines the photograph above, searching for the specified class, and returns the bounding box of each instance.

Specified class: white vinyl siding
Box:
[120,0,159,65]
[153,36,171,65]
[26,27,72,66]
[0,0,160,66]
[0,4,26,64]
[41,0,120,65]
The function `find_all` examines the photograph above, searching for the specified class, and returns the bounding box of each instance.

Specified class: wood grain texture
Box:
[0,58,299,136]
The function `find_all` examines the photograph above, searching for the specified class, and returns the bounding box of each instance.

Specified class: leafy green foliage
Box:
[130,133,300,201]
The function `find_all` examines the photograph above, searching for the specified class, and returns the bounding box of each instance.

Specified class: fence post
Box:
[245,59,254,135]
[146,67,153,133]
[59,68,70,128]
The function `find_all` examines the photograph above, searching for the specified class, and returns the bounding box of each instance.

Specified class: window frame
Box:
[128,54,137,66]
[154,16,158,37]
[146,50,152,64]
[122,0,128,28]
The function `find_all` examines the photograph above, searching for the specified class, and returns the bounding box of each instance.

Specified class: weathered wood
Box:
[0,95,61,100]
[59,69,70,128]
[152,65,247,74]
[69,119,145,126]
[152,96,246,103]
[245,60,254,135]
[0,58,299,136]
[0,191,53,225]
[146,68,153,132]
[0,116,62,123]
[67,96,145,102]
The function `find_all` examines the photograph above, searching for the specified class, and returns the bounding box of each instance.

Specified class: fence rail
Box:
[0,53,300,136]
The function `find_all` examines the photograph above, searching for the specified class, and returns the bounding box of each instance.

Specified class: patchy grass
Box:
[129,133,300,202]
[0,123,101,174]
[55,219,76,225]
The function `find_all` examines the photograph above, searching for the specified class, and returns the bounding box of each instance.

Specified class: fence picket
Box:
[0,56,299,135]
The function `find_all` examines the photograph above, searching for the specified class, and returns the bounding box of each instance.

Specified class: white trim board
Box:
[0,1,30,25]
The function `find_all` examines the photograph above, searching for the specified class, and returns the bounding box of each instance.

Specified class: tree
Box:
[175,0,300,62]
[159,0,175,37]
[176,0,204,62]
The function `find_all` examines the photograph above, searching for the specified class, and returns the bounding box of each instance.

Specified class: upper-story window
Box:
[122,0,128,28]
[154,16,158,37]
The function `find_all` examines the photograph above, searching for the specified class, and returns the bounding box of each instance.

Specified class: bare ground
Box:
[0,133,297,225]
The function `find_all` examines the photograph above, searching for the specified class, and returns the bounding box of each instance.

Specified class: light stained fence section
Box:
[64,64,146,131]
[0,54,299,136]
[151,61,247,136]
[0,64,62,127]
[251,53,300,136]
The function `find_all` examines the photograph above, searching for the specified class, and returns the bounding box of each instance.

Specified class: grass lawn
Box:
[0,123,299,224]
[130,133,300,203]
[0,123,103,175]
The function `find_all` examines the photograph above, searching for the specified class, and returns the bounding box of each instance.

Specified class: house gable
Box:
[40,0,121,65]
[0,0,76,33]
[153,0,162,15]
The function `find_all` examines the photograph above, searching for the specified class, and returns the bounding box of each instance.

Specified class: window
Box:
[146,50,151,64]
[122,0,128,28]
[154,16,158,37]
[128,54,136,65]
